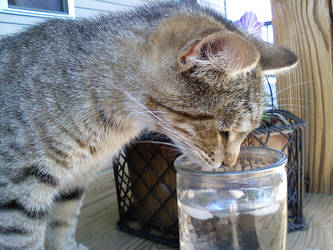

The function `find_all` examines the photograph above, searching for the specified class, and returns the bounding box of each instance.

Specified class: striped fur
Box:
[0,0,297,249]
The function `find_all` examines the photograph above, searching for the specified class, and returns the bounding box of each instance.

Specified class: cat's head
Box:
[142,8,297,169]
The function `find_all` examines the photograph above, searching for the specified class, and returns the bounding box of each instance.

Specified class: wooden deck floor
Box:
[76,166,333,250]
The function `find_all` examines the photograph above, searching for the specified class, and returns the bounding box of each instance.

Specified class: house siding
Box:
[0,0,147,38]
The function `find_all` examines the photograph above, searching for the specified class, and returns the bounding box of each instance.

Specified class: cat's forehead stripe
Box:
[148,97,215,121]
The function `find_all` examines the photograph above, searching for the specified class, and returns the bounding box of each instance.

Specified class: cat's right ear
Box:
[177,32,260,76]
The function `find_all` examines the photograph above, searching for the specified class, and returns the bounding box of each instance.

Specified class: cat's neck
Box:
[72,22,154,140]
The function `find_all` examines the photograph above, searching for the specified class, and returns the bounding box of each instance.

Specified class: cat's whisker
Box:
[141,120,192,149]
[134,110,168,114]
[275,98,311,103]
[145,116,200,153]
[157,127,198,154]
[275,104,308,111]
[124,95,198,154]
[134,111,190,144]
[275,81,309,96]
[263,96,310,104]
[137,140,198,155]
[276,102,309,108]
[143,110,197,150]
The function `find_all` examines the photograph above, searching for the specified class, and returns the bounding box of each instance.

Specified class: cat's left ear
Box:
[254,40,298,75]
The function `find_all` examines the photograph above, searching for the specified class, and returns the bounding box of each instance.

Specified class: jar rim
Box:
[174,146,287,176]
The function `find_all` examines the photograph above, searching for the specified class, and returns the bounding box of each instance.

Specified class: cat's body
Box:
[0,1,297,249]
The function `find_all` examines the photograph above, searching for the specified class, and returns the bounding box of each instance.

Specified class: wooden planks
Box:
[76,166,169,249]
[271,0,333,194]
[287,194,333,250]
[77,167,333,250]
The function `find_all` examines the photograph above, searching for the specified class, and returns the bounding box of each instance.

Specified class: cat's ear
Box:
[178,32,260,76]
[255,41,298,74]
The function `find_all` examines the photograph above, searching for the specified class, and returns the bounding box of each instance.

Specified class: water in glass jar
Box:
[178,187,287,250]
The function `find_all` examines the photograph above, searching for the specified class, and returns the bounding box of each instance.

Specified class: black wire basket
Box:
[113,109,307,248]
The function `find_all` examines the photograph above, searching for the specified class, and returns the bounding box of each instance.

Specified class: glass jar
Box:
[175,146,288,250]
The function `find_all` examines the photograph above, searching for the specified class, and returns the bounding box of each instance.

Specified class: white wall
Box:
[0,0,146,38]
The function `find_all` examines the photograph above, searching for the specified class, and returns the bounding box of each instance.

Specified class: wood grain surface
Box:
[76,166,333,250]
[287,193,333,250]
[271,0,333,194]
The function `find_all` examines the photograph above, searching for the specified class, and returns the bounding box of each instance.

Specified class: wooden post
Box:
[271,0,333,194]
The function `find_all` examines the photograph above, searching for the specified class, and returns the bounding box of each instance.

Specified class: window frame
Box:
[0,0,75,18]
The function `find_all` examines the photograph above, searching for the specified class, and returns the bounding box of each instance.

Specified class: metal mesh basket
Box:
[113,109,307,247]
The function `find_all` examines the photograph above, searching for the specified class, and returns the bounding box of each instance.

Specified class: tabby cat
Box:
[0,1,297,249]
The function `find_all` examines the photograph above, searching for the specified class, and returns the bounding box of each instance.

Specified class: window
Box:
[0,0,75,17]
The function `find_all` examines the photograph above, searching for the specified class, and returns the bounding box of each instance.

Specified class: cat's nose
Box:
[222,150,240,167]
[222,160,234,167]
[222,141,242,167]
[222,158,237,167]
